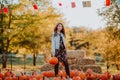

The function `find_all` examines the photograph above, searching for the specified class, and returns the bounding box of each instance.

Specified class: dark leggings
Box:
[54,60,70,77]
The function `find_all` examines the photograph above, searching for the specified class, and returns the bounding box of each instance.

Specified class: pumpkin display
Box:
[49,57,58,65]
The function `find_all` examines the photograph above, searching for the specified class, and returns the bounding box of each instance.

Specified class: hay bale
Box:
[70,64,80,70]
[68,58,77,65]
[67,50,86,59]
[77,58,95,65]
[69,64,102,73]
[40,63,64,71]
[40,63,54,71]
[79,65,102,73]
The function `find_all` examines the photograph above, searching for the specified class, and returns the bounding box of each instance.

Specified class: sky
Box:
[51,0,107,30]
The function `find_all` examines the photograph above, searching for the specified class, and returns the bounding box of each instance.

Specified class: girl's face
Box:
[57,24,63,32]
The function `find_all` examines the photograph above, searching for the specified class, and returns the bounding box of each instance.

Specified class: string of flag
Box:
[0,0,120,14]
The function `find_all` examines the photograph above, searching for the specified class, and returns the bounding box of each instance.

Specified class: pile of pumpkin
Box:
[0,57,120,80]
[1,69,120,80]
[42,69,120,80]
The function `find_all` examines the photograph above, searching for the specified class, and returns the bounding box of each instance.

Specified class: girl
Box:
[51,23,71,80]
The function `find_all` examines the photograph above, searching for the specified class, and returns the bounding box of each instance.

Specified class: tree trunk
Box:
[33,52,38,66]
[116,63,119,70]
[2,51,7,68]
[0,4,7,68]
[33,53,36,66]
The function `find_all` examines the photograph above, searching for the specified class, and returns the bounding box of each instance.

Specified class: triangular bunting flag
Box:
[58,3,62,6]
[106,0,110,6]
[33,4,38,10]
[71,2,76,8]
[117,0,120,5]
[3,7,8,13]
[82,1,91,7]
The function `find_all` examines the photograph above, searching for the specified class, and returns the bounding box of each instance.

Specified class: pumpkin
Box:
[0,73,3,79]
[70,70,75,78]
[54,77,60,80]
[43,71,55,77]
[58,70,67,77]
[104,71,111,79]
[100,74,108,80]
[70,70,80,78]
[86,69,93,74]
[26,76,30,80]
[72,76,81,80]
[5,77,12,80]
[49,57,58,65]
[36,74,43,80]
[0,78,2,80]
[12,77,18,80]
[19,75,24,80]
[74,70,79,76]
[4,72,11,77]
[113,74,120,80]
[79,71,86,79]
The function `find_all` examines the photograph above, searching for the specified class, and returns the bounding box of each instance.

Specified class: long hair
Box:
[54,23,66,37]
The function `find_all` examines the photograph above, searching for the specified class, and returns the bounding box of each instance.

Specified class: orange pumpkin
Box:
[70,70,79,78]
[86,69,93,74]
[58,70,67,77]
[100,74,108,80]
[0,73,3,79]
[19,75,24,80]
[72,76,81,80]
[70,70,75,78]
[36,74,43,80]
[12,77,18,80]
[79,72,86,79]
[4,72,11,77]
[104,71,111,79]
[49,57,58,65]
[26,76,30,80]
[54,77,60,80]
[5,77,12,80]
[43,71,55,77]
[0,78,2,80]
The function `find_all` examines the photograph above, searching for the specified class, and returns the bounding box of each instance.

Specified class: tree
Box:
[0,0,63,68]
[98,0,120,70]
